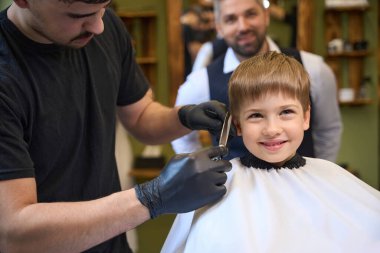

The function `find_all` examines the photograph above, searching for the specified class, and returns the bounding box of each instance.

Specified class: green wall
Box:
[0,0,11,10]
[267,0,297,48]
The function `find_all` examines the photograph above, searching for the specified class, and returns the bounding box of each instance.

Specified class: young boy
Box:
[161,52,380,253]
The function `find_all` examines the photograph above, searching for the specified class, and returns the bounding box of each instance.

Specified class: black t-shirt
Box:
[0,8,149,252]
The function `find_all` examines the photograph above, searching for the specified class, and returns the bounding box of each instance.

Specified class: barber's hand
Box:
[135,146,232,218]
[178,100,227,135]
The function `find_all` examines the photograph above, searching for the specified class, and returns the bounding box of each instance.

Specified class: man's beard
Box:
[230,30,266,59]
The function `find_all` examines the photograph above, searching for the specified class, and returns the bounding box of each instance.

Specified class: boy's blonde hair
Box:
[229,51,311,119]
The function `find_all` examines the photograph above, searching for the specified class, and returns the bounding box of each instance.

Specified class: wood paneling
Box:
[297,0,313,51]
[166,0,184,106]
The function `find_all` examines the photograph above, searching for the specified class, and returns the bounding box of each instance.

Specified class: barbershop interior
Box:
[114,0,380,251]
[0,0,378,252]
[114,0,379,251]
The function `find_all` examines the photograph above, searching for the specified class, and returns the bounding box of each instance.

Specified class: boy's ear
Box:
[303,106,311,131]
[233,119,242,136]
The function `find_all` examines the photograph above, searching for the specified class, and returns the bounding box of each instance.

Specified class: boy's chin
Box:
[260,153,296,167]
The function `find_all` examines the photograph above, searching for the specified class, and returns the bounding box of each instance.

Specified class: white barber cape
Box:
[161,154,380,253]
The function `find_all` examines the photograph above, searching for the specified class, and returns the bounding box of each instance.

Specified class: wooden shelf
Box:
[117,10,158,86]
[327,50,370,58]
[339,98,372,106]
[325,5,369,12]
[324,4,371,106]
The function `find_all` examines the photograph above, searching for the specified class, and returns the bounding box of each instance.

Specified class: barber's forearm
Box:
[2,189,149,253]
[128,102,190,145]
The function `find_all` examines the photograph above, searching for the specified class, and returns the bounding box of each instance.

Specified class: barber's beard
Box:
[231,30,266,59]
[29,26,91,48]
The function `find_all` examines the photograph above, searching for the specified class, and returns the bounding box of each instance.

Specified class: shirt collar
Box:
[223,36,281,74]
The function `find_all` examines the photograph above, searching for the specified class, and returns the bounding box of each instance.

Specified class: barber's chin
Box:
[234,46,260,59]
[71,34,94,48]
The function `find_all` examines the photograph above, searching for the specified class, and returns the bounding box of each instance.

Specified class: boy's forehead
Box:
[241,91,299,105]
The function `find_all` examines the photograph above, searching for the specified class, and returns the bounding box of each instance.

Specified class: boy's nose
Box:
[262,119,282,137]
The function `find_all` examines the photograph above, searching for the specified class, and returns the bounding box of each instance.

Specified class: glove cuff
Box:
[178,105,195,129]
[135,184,155,219]
[135,180,162,219]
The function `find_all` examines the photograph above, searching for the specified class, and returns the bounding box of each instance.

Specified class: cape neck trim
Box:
[240,153,306,170]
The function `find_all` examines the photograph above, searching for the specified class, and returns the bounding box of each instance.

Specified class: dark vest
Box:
[207,48,315,160]
[212,38,229,61]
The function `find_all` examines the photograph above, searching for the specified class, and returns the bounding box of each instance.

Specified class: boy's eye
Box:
[281,109,295,115]
[249,112,263,119]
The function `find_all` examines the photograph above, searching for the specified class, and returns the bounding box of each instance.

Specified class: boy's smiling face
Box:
[235,93,310,166]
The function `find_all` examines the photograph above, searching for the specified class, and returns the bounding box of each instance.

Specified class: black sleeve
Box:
[103,9,150,106]
[0,75,34,180]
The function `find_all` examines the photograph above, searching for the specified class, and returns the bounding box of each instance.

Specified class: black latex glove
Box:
[135,146,232,218]
[178,100,227,135]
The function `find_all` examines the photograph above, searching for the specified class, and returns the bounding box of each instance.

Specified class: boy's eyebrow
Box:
[243,103,299,113]
[280,104,299,109]
[242,108,263,115]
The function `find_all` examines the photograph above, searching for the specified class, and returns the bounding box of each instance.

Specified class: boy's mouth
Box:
[260,140,287,151]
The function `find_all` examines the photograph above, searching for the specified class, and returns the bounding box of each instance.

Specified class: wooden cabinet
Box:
[116,3,184,106]
[324,5,371,105]
[117,11,158,88]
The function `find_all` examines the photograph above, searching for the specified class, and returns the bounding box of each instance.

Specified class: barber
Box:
[0,1,231,252]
